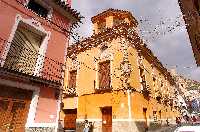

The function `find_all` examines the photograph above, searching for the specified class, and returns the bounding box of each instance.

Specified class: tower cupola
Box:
[91,8,138,34]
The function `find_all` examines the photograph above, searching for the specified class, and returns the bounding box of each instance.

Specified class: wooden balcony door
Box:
[101,107,112,132]
[0,85,32,132]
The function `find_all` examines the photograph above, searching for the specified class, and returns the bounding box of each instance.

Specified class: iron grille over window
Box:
[99,61,111,90]
[27,0,48,18]
[69,70,77,89]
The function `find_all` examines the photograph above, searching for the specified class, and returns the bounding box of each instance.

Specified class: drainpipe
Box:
[127,89,132,130]
[55,64,66,132]
[128,89,132,119]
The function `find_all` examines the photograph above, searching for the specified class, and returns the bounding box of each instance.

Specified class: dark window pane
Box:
[69,71,77,88]
[99,61,111,89]
[27,0,48,18]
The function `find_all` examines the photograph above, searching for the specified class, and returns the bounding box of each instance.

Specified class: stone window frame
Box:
[0,14,51,77]
[95,46,114,91]
[98,60,111,90]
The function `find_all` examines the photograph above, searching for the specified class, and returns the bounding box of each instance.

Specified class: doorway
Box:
[143,108,148,130]
[63,109,77,130]
[0,85,33,132]
[101,107,112,132]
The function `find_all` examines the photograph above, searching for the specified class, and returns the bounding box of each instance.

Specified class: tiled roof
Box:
[55,0,83,24]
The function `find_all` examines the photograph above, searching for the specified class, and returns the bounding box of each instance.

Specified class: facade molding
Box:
[26,90,40,127]
[55,97,61,132]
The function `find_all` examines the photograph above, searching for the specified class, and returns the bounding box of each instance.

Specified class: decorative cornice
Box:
[91,8,138,27]
[67,23,175,85]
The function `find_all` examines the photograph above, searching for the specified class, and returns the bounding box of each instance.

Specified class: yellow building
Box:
[61,9,181,132]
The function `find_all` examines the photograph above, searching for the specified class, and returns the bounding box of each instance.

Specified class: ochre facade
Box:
[61,9,180,132]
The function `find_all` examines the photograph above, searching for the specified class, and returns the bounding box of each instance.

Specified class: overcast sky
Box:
[72,0,200,81]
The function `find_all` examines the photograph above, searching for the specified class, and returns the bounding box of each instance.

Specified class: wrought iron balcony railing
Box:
[95,86,112,93]
[141,85,151,100]
[64,87,77,97]
[0,37,64,84]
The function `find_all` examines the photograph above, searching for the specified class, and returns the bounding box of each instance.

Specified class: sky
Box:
[72,0,200,81]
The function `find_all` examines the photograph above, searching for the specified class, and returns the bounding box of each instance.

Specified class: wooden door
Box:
[64,109,77,130]
[102,107,112,132]
[0,85,32,132]
[10,101,31,132]
[143,108,148,130]
[0,98,12,131]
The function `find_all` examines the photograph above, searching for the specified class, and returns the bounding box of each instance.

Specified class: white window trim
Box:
[0,14,51,77]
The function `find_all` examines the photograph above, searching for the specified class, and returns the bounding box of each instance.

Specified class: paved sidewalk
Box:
[148,125,177,132]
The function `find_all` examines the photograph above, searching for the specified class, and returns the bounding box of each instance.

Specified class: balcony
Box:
[141,84,151,100]
[169,99,173,107]
[95,86,112,93]
[155,91,162,104]
[163,97,169,106]
[64,87,77,97]
[0,37,64,84]
[156,95,162,104]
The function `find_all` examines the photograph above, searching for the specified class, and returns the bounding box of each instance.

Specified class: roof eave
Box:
[50,0,83,25]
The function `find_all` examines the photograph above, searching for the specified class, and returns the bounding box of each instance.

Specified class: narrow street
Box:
[0,0,200,132]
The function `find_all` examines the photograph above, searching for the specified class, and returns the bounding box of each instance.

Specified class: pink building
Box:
[0,0,81,131]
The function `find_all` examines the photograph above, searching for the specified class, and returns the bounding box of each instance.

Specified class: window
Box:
[139,67,144,76]
[139,67,146,88]
[4,22,44,75]
[153,77,156,87]
[153,111,157,121]
[141,75,146,88]
[69,70,77,89]
[27,0,49,18]
[194,0,200,15]
[161,80,164,87]
[159,110,161,119]
[113,18,125,26]
[98,20,106,32]
[181,84,184,87]
[99,61,111,89]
